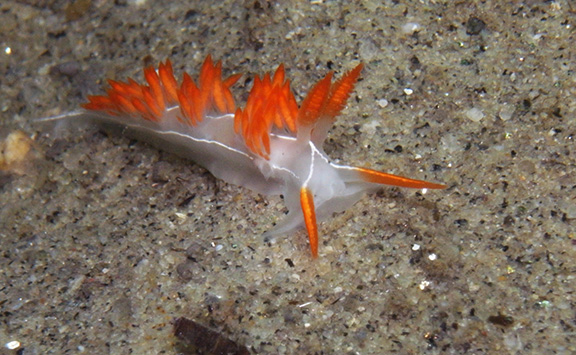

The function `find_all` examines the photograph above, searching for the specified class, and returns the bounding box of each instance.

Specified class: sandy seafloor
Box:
[1,0,575,354]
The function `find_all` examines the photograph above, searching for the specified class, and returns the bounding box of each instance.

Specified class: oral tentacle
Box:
[300,186,319,258]
[354,167,447,189]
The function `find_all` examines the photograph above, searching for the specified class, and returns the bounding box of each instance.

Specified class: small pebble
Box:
[466,17,486,35]
[50,61,81,77]
[499,104,515,121]
[465,107,485,122]
[5,341,20,350]
[402,22,421,34]
[376,98,388,108]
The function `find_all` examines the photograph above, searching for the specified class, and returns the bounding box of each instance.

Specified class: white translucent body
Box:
[41,109,379,236]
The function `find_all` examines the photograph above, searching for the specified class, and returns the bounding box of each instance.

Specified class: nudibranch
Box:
[67,55,445,257]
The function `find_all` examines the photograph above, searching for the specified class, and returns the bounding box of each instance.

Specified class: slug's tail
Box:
[33,110,102,138]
